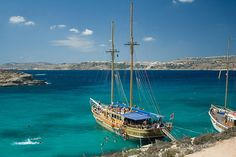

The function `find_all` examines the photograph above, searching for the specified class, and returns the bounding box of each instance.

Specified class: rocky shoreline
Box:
[102,127,236,157]
[0,70,46,87]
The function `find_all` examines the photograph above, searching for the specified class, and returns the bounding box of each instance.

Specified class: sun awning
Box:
[123,112,152,121]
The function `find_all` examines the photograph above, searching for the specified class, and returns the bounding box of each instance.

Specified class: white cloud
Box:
[24,21,35,26]
[50,26,56,30]
[99,44,106,47]
[143,36,155,42]
[58,24,66,28]
[82,28,93,36]
[51,36,95,52]
[50,24,66,30]
[9,16,26,24]
[175,0,195,3]
[9,16,35,26]
[69,28,79,33]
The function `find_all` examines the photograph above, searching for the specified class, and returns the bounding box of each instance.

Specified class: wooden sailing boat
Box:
[209,37,236,132]
[90,1,174,140]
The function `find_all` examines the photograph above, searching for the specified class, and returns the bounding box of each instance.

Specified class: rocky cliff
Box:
[0,70,46,87]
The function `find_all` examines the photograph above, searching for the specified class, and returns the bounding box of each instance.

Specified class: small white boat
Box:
[209,37,236,132]
[209,104,236,132]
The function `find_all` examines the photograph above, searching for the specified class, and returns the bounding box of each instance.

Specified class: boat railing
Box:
[211,104,235,113]
[108,106,130,114]
[90,98,104,108]
[211,104,222,109]
[125,122,164,130]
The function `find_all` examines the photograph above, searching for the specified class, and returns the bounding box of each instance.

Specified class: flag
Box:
[170,113,174,120]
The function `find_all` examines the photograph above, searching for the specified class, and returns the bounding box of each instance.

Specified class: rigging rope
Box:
[135,69,161,114]
[115,71,129,105]
[114,73,122,101]
[174,126,202,135]
[136,77,144,105]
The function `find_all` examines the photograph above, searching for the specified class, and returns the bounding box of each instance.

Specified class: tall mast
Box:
[224,37,231,109]
[107,21,118,104]
[125,1,139,108]
[130,1,134,109]
[111,21,115,104]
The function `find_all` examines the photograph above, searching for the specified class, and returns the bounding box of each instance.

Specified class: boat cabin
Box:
[226,112,236,127]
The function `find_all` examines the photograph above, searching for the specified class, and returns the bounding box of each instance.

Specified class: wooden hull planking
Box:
[92,110,170,139]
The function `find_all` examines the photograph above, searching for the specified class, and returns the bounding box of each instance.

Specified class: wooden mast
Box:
[111,21,115,104]
[224,37,231,109]
[107,21,118,104]
[126,1,139,109]
[130,1,134,108]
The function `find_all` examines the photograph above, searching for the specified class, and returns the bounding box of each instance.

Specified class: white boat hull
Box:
[209,112,225,132]
[208,108,229,132]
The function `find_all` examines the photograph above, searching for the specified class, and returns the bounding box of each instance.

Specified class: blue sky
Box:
[0,0,235,63]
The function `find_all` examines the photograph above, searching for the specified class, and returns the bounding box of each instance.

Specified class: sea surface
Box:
[0,70,236,157]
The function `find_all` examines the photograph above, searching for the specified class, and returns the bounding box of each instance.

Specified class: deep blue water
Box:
[0,70,236,157]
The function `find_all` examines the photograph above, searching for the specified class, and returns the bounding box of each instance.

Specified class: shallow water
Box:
[0,70,235,157]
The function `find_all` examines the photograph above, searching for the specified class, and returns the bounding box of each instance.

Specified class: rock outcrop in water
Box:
[102,127,236,157]
[0,70,46,87]
[0,56,235,70]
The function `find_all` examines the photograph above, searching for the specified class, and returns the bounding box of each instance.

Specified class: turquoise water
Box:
[0,70,236,157]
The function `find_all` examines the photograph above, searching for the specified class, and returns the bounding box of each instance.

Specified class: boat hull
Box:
[209,105,230,132]
[209,111,227,132]
[92,109,171,140]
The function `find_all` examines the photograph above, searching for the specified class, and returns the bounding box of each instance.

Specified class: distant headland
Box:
[0,56,235,70]
[0,70,46,87]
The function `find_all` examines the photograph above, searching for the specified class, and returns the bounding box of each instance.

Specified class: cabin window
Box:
[234,120,236,126]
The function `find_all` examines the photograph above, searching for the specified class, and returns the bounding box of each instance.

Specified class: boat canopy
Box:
[113,101,164,120]
[123,110,163,121]
[123,112,152,121]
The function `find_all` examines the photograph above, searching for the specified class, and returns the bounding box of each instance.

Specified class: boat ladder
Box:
[161,128,177,142]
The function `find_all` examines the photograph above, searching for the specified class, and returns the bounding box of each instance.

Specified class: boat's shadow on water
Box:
[0,128,40,139]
